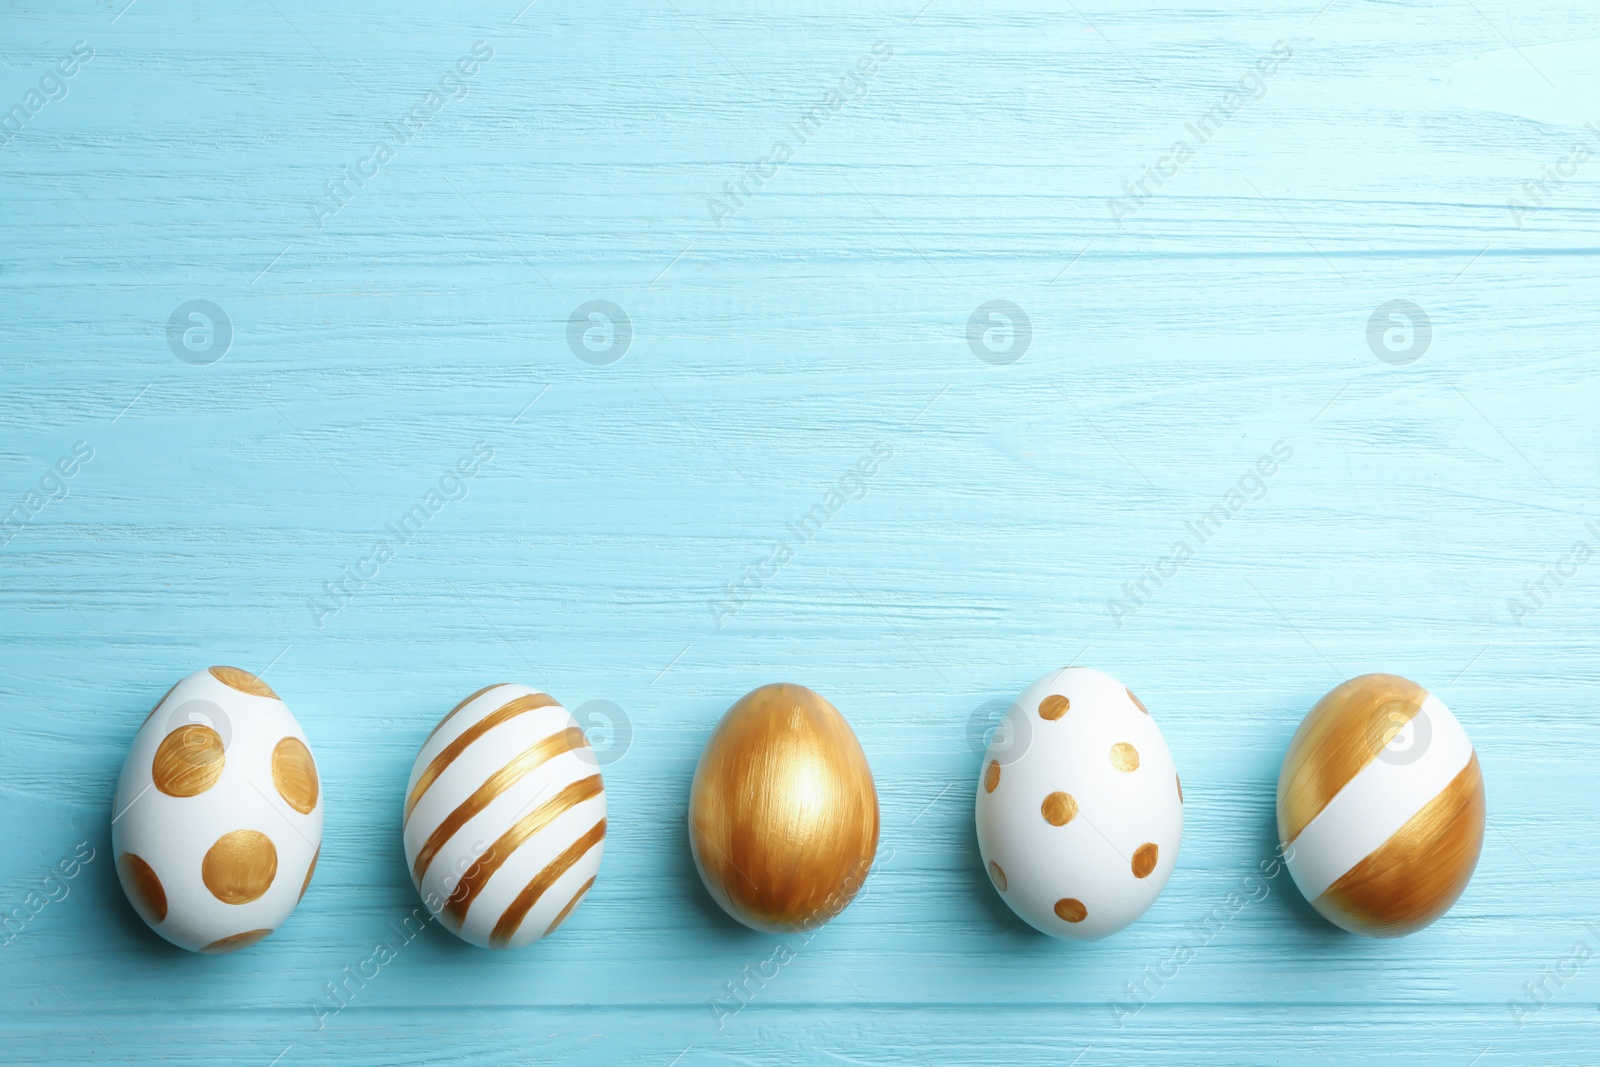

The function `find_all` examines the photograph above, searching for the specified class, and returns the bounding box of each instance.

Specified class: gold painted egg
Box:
[111,667,322,953]
[688,683,879,933]
[1277,673,1485,937]
[403,683,605,949]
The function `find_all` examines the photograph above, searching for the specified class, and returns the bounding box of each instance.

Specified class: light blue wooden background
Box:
[2,1,1597,1064]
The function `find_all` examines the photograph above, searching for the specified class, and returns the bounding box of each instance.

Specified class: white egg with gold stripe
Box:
[403,683,605,949]
[1277,673,1485,938]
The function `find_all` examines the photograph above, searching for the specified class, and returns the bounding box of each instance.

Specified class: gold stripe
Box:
[542,875,597,938]
[424,683,508,745]
[444,773,604,924]
[412,728,589,884]
[489,818,606,948]
[404,692,558,823]
[1279,673,1428,844]
[1315,753,1484,937]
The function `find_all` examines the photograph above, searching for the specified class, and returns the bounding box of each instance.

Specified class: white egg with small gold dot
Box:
[403,683,605,949]
[111,667,323,953]
[975,667,1182,940]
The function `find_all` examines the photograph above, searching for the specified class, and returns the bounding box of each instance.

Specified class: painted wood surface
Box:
[2,1,1597,1063]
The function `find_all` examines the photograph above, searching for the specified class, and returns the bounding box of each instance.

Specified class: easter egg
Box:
[111,667,322,953]
[975,667,1182,940]
[403,683,605,949]
[1277,673,1484,937]
[689,683,879,933]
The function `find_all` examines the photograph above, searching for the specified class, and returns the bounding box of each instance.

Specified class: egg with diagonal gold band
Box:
[1277,673,1485,937]
[689,683,879,933]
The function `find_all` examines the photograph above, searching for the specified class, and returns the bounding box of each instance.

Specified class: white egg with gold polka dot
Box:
[975,667,1182,940]
[111,666,323,953]
[403,683,605,949]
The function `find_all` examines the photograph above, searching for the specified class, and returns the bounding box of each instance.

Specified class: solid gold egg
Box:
[688,683,879,933]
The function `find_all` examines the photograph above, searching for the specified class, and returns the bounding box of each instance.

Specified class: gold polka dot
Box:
[988,861,1007,892]
[1132,842,1159,879]
[271,736,319,814]
[201,929,273,954]
[1176,774,1183,803]
[1110,743,1140,772]
[202,830,278,905]
[151,724,225,797]
[118,853,166,925]
[209,665,277,699]
[983,760,1001,793]
[1038,694,1070,720]
[299,848,319,902]
[1041,791,1078,826]
[1127,687,1149,715]
[1054,897,1087,923]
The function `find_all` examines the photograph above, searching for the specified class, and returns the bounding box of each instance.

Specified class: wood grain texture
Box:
[1,0,1597,1063]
